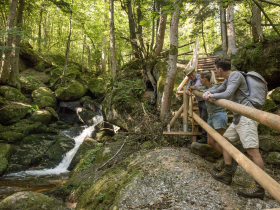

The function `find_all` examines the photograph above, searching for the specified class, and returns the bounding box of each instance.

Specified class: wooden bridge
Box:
[161,39,280,203]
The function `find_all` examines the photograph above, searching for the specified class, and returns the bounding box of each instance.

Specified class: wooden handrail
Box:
[176,90,280,132]
[160,41,195,54]
[191,110,280,203]
[163,50,193,60]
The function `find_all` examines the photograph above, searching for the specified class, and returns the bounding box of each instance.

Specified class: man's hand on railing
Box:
[203,91,211,100]
[190,85,200,90]
[185,89,193,96]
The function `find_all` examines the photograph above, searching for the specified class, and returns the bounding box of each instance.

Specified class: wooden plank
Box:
[160,41,195,54]
[163,131,202,135]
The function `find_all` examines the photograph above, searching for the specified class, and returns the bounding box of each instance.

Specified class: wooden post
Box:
[183,92,189,132]
[169,105,183,128]
[190,110,280,203]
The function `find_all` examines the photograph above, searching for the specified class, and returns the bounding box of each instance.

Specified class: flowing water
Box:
[0,115,103,200]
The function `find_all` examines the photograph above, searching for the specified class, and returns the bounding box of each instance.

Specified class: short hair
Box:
[215,58,231,71]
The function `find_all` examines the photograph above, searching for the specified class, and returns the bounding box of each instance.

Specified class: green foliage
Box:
[96,193,106,202]
[112,79,145,110]
[80,145,102,171]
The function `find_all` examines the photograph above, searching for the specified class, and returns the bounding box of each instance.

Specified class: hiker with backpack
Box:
[203,58,266,200]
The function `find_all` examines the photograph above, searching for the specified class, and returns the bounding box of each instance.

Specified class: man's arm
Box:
[212,73,242,100]
[209,80,227,94]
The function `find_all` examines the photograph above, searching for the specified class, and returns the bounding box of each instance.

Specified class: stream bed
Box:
[0,115,103,202]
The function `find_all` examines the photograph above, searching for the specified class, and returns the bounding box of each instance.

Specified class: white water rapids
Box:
[6,115,104,177]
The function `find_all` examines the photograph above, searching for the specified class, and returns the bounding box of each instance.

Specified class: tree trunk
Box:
[84,43,91,72]
[252,1,263,43]
[145,3,167,92]
[101,0,107,73]
[151,0,155,49]
[0,0,18,84]
[227,3,236,54]
[220,4,227,57]
[8,0,24,89]
[38,7,43,52]
[201,21,207,54]
[61,0,73,84]
[82,25,85,73]
[160,0,181,122]
[127,0,139,58]
[109,0,117,80]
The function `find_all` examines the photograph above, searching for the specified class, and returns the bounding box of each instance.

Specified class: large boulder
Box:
[55,80,86,101]
[45,107,59,121]
[7,133,74,173]
[0,86,25,102]
[191,142,221,162]
[91,128,115,142]
[0,192,69,210]
[30,110,52,124]
[0,131,25,144]
[88,77,108,99]
[68,137,98,171]
[32,87,56,108]
[0,143,13,175]
[0,102,30,125]
[19,75,40,93]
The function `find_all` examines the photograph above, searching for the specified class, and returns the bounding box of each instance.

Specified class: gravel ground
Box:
[114,148,280,210]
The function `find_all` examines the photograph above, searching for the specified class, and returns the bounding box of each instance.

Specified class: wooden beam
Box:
[160,41,195,54]
[260,0,280,7]
[163,50,193,60]
[163,131,202,135]
[190,110,280,203]
[169,105,183,128]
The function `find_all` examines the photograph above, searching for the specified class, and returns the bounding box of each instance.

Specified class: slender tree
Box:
[8,0,24,89]
[226,3,236,54]
[101,0,107,73]
[160,0,181,122]
[61,0,73,84]
[0,0,18,84]
[220,4,227,57]
[109,0,117,80]
[252,1,263,42]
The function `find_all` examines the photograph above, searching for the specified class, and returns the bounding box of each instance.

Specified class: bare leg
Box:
[207,128,226,154]
[246,148,264,170]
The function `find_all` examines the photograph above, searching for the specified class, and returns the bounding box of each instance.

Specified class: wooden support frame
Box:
[183,92,189,132]
[160,41,195,55]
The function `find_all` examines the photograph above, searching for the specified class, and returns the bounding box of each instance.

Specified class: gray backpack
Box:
[240,71,268,109]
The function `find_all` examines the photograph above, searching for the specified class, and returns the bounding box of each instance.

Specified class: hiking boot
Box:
[197,137,207,144]
[213,159,238,174]
[211,164,233,185]
[213,161,225,173]
[237,182,265,200]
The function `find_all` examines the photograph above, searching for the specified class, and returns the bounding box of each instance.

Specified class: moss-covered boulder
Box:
[88,77,108,99]
[0,143,13,175]
[267,152,280,164]
[47,133,75,167]
[32,87,56,108]
[55,80,86,101]
[0,131,25,143]
[0,96,8,106]
[19,75,40,92]
[68,137,98,171]
[0,102,30,125]
[0,192,69,210]
[4,119,43,136]
[76,108,99,126]
[153,61,184,109]
[191,142,221,162]
[262,99,277,112]
[91,128,115,142]
[45,107,59,121]
[259,135,280,152]
[270,87,280,103]
[30,110,52,124]
[0,86,25,102]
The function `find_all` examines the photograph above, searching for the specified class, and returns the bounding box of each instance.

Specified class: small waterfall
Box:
[6,115,103,177]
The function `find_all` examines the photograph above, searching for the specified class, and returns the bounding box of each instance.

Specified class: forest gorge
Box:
[1,0,280,209]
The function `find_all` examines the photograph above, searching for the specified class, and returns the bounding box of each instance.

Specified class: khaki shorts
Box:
[223,116,259,149]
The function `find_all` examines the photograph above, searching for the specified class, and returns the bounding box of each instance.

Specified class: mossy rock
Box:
[267,152,280,164]
[45,107,59,121]
[0,131,25,144]
[92,128,115,142]
[68,137,98,171]
[0,96,8,106]
[0,192,69,210]
[0,124,4,133]
[5,120,43,136]
[80,96,92,105]
[32,87,56,108]
[0,86,25,102]
[142,141,159,150]
[259,124,280,136]
[0,102,30,125]
[259,135,280,152]
[19,75,40,92]
[270,87,280,103]
[88,77,108,98]
[76,107,99,126]
[191,142,221,160]
[55,80,86,101]
[30,110,52,124]
[0,143,13,175]
[262,99,277,112]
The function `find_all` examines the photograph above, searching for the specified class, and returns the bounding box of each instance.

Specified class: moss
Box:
[55,80,86,101]
[169,45,178,55]
[19,75,40,92]
[142,141,158,149]
[0,131,25,143]
[262,99,277,112]
[30,110,52,124]
[267,152,280,164]
[32,87,56,108]
[271,87,280,103]
[0,86,25,102]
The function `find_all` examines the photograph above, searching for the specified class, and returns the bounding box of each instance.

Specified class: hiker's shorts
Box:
[207,112,228,130]
[223,116,259,149]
